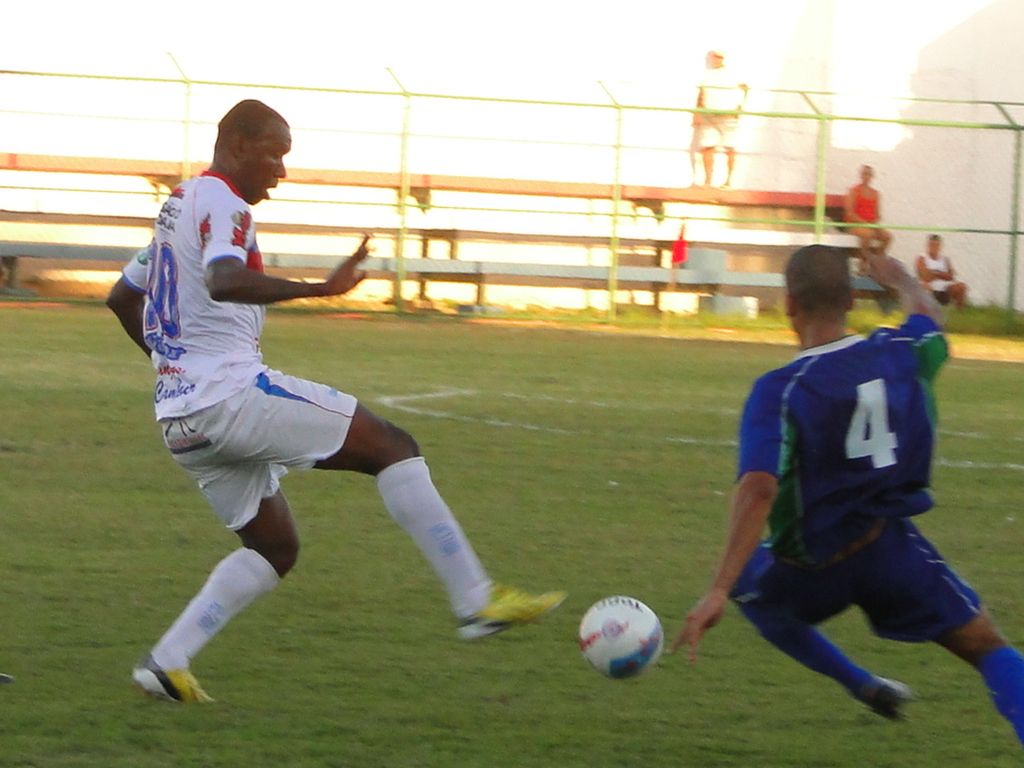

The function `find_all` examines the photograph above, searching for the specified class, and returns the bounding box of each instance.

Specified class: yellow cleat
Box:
[132,656,213,703]
[457,584,567,640]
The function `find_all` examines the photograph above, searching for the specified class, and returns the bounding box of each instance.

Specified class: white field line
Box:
[375,388,576,435]
[665,436,739,447]
[937,459,1024,472]
[499,391,738,416]
[374,389,1024,471]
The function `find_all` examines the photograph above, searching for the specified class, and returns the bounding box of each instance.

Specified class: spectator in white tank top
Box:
[915,234,967,309]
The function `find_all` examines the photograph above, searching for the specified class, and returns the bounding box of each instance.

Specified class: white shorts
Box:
[697,115,738,149]
[161,369,358,530]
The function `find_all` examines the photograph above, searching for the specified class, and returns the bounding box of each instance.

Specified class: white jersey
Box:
[920,252,953,292]
[124,172,268,420]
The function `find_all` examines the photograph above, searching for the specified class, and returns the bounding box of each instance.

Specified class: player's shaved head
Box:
[785,245,852,318]
[215,100,288,151]
[209,100,291,205]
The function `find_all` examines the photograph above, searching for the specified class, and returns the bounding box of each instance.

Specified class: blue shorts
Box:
[731,518,982,642]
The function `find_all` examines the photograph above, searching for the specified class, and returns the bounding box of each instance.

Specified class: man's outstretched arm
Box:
[206,235,370,305]
[670,470,777,662]
[865,249,943,326]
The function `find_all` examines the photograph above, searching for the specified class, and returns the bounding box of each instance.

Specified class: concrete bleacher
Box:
[0,152,871,308]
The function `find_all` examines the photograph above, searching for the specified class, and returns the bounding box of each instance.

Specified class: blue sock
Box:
[739,601,874,697]
[980,646,1024,745]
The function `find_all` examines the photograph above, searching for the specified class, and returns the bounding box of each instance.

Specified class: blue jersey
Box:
[738,314,947,565]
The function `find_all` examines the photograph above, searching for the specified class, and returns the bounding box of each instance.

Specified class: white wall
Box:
[823,0,1022,307]
[708,0,1019,307]
[578,0,1021,306]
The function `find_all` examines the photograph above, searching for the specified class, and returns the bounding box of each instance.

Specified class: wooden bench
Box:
[0,206,875,309]
[0,153,851,298]
[0,242,881,302]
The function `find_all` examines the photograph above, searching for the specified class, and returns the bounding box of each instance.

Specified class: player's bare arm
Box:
[206,235,371,304]
[865,250,943,325]
[106,276,151,358]
[671,470,777,662]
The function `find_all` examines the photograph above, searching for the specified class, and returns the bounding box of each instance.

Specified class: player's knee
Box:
[940,612,1008,667]
[383,421,420,462]
[356,421,421,476]
[251,535,299,577]
[270,538,300,577]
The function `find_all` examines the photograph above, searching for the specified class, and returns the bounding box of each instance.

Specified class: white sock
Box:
[150,547,280,670]
[377,457,492,618]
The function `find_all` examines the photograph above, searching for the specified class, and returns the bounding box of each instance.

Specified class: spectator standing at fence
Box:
[672,243,1024,746]
[105,99,565,703]
[844,165,892,271]
[693,49,748,189]
[916,234,967,309]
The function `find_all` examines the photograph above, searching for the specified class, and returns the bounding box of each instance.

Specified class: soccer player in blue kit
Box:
[672,244,1024,747]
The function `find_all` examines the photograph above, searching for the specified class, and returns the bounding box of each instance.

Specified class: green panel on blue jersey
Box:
[767,417,811,563]
[914,332,947,426]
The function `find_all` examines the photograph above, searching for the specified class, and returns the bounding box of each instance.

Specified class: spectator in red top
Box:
[844,165,892,271]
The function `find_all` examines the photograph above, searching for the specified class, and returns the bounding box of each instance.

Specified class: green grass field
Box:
[1,303,1022,767]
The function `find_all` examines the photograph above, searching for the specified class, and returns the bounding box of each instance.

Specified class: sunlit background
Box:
[2,0,1022,309]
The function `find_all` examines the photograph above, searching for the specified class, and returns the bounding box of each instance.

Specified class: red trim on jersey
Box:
[246,247,264,273]
[201,170,244,199]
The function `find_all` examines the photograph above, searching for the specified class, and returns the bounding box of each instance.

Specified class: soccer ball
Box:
[578,596,664,679]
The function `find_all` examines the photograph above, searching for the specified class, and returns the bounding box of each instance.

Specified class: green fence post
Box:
[601,82,622,322]
[799,92,829,241]
[996,103,1021,320]
[1007,127,1022,319]
[167,53,192,184]
[388,68,410,313]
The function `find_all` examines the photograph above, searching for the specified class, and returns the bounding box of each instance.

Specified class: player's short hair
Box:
[785,245,852,317]
[215,100,287,150]
[928,233,942,242]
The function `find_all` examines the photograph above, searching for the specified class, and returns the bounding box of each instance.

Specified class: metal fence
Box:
[1,65,1021,316]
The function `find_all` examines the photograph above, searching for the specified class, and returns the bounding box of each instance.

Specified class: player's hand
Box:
[669,589,728,664]
[322,234,371,297]
[864,249,909,290]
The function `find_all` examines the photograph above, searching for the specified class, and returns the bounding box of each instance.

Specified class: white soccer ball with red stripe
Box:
[578,596,664,679]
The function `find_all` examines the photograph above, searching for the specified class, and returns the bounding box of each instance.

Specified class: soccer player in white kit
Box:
[106,100,565,702]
